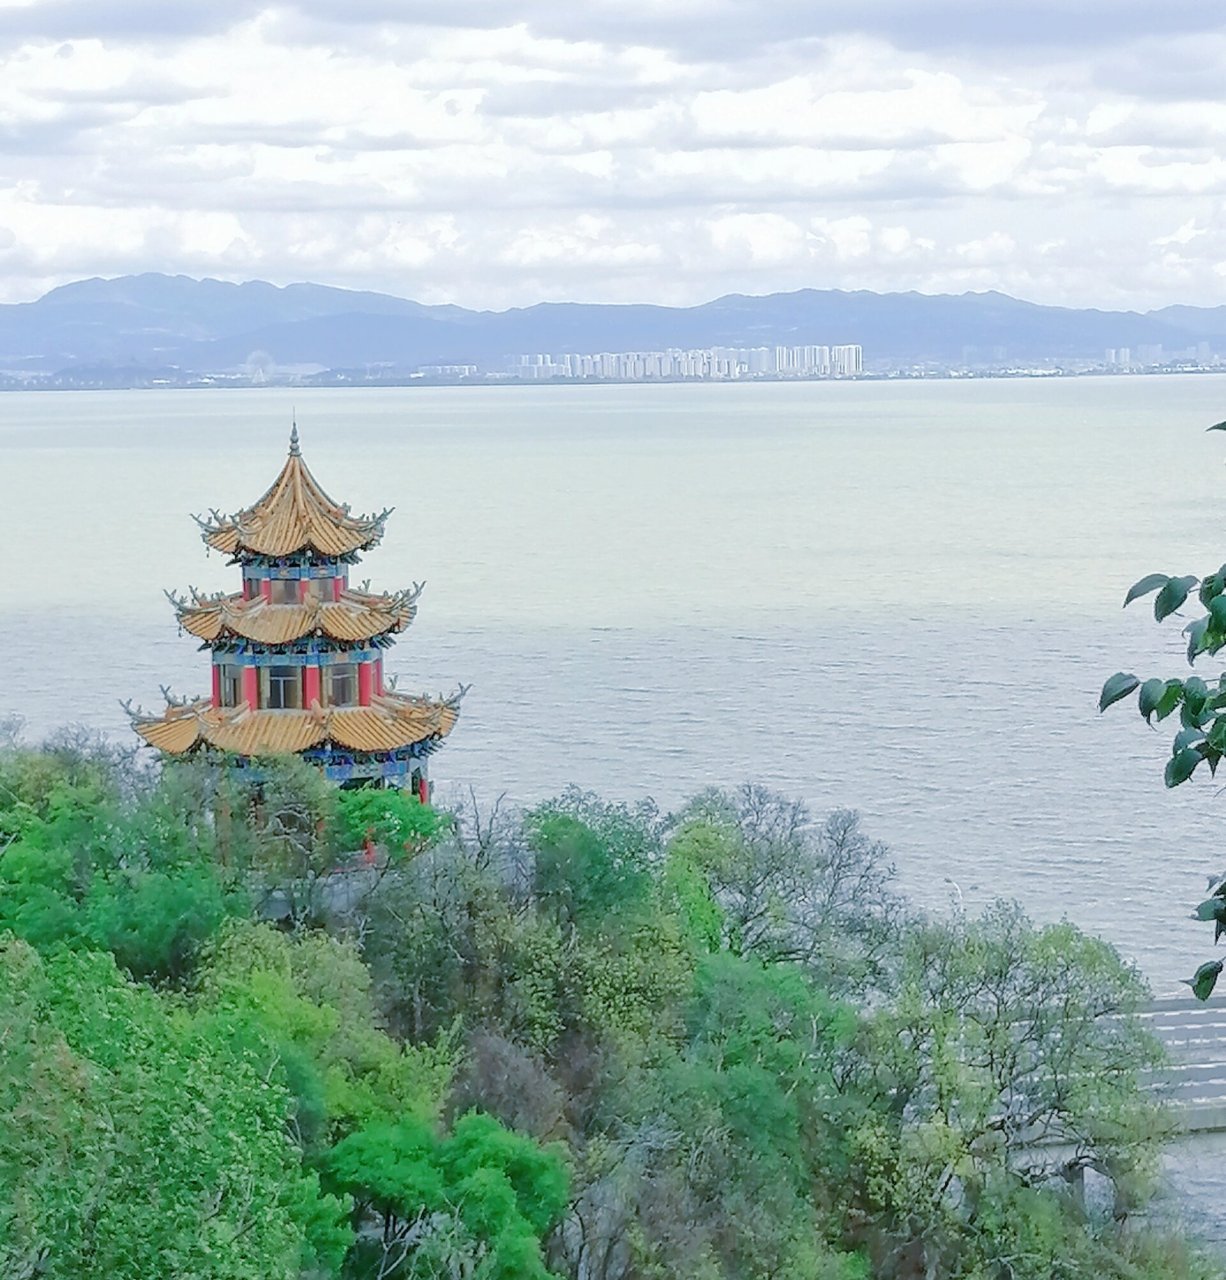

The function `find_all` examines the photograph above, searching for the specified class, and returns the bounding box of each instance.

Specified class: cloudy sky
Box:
[2,1,1225,309]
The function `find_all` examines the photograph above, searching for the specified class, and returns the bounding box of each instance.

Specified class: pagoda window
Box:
[218,663,243,708]
[325,663,358,707]
[268,579,298,604]
[263,665,303,710]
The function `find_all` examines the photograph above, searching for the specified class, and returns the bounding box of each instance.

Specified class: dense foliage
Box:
[0,727,1214,1279]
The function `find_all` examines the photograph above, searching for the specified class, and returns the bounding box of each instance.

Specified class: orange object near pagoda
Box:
[129,425,463,797]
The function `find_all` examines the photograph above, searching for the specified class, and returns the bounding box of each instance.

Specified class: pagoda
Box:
[129,426,462,797]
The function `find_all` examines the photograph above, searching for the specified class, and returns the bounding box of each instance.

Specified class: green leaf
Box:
[1193,899,1226,922]
[1183,959,1224,1001]
[1165,746,1203,787]
[1138,678,1166,722]
[1200,575,1226,606]
[1173,727,1206,753]
[1155,680,1184,721]
[1155,575,1200,622]
[1179,699,1210,730]
[1209,598,1226,628]
[1184,675,1210,706]
[1208,421,1226,432]
[1186,682,1223,724]
[1098,672,1140,713]
[1186,617,1211,662]
[1123,573,1171,607]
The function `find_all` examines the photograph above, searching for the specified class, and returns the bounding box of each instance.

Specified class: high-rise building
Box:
[507,342,865,380]
[831,345,863,376]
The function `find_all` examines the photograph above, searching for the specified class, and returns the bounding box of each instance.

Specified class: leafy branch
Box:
[1099,564,1226,788]
[1099,421,1226,999]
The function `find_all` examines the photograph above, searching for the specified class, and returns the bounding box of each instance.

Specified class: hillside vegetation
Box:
[0,725,1214,1280]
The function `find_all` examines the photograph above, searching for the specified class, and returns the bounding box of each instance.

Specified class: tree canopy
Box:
[0,738,1214,1280]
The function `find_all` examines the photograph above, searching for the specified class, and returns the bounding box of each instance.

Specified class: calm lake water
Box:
[3,377,1226,993]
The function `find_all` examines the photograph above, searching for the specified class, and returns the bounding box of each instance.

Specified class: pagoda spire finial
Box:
[289,414,300,456]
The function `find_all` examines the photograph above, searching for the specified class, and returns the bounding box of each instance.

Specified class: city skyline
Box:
[6,271,1226,388]
[511,344,864,381]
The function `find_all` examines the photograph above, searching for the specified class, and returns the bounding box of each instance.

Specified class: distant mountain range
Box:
[2,273,1226,378]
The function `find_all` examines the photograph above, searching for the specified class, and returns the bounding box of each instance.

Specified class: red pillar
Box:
[358,661,373,706]
[304,665,321,707]
[417,774,429,805]
[260,579,272,603]
[332,577,343,601]
[242,666,259,709]
[211,664,222,708]
[374,657,383,694]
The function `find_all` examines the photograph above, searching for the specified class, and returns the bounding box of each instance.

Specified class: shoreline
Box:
[4,365,1226,392]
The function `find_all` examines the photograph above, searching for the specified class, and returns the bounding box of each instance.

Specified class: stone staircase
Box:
[1140,998,1226,1132]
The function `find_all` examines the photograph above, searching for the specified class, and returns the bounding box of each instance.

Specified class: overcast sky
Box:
[2,1,1225,310]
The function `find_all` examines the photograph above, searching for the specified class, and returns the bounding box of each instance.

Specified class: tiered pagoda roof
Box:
[170,584,421,644]
[129,426,462,778]
[132,690,462,757]
[195,426,391,559]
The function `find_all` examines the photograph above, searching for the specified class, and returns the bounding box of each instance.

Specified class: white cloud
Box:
[879,225,934,256]
[1154,218,1206,247]
[0,7,1223,307]
[708,213,807,265]
[954,231,1017,266]
[807,216,873,261]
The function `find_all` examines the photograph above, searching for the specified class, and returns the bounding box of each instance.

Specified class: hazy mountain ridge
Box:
[0,273,1222,374]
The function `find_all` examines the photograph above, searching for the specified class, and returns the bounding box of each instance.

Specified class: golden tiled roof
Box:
[196,428,389,558]
[131,690,461,757]
[172,585,420,644]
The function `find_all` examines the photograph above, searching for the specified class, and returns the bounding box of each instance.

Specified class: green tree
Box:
[213,755,343,924]
[334,788,454,863]
[666,787,898,989]
[365,790,691,1051]
[197,920,455,1147]
[0,936,350,1279]
[849,903,1168,1277]
[1,743,1203,1280]
[326,1110,568,1280]
[527,789,660,929]
[361,823,535,1043]
[0,755,247,983]
[81,863,244,983]
[563,953,864,1280]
